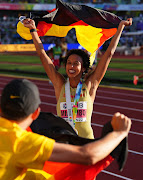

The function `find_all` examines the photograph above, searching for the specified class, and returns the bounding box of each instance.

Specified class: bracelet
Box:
[30,29,37,33]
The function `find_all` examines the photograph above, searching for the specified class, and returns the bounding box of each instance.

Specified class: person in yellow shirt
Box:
[23,18,132,139]
[0,78,131,179]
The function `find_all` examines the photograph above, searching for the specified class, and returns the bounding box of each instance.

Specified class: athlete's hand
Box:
[23,18,36,30]
[120,18,132,27]
[111,112,131,136]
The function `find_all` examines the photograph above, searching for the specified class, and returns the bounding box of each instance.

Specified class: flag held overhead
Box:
[17,0,121,65]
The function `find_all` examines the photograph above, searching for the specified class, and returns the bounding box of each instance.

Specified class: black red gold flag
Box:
[17,0,121,64]
[25,112,128,179]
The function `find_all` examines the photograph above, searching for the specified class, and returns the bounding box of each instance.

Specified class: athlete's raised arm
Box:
[23,18,65,100]
[86,18,132,102]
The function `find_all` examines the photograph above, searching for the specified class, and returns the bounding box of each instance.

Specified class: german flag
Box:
[25,112,128,179]
[17,0,121,64]
[43,155,114,180]
[24,155,113,180]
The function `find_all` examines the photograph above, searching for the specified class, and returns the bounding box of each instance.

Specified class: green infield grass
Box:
[111,58,143,62]
[0,54,40,63]
[109,62,143,70]
[0,54,143,89]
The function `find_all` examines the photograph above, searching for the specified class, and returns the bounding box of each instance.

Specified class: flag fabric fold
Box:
[27,112,128,179]
[43,155,113,180]
[17,0,121,65]
[24,155,113,180]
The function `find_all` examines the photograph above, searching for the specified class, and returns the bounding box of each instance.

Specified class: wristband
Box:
[30,29,37,33]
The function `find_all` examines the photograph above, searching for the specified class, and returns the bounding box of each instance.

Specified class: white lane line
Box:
[91,123,143,136]
[41,102,143,134]
[38,86,143,100]
[129,131,143,136]
[2,90,143,115]
[0,91,143,122]
[94,102,143,112]
[93,111,143,123]
[101,170,134,180]
[0,76,143,97]
[2,81,139,104]
[91,123,103,127]
[42,102,56,107]
[1,79,143,128]
[0,78,141,98]
[40,94,55,98]
[40,93,143,113]
[38,88,143,108]
[96,95,143,104]
[1,81,142,113]
[128,150,143,156]
[98,89,143,98]
[91,123,143,155]
[40,98,143,122]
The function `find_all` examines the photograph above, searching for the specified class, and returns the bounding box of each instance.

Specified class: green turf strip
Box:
[0,54,143,89]
[105,70,143,80]
[111,58,143,62]
[0,54,40,63]
[109,62,143,70]
[0,64,44,72]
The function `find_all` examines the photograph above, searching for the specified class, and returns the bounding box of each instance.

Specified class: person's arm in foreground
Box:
[86,18,132,101]
[23,19,65,100]
[49,112,131,165]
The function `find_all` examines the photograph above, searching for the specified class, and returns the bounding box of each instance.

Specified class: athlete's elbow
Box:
[84,154,99,165]
[81,148,99,165]
[39,50,46,58]
[110,48,117,57]
[35,49,42,57]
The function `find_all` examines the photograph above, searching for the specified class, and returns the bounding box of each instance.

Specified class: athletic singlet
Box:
[57,83,94,139]
[53,46,62,60]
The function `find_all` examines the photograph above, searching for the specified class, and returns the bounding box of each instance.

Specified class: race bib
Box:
[60,101,87,122]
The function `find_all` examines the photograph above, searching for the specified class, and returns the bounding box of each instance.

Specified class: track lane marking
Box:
[0,75,142,180]
[91,122,143,136]
[100,84,143,92]
[92,111,143,123]
[94,102,143,112]
[41,101,143,136]
[39,93,143,112]
[2,93,141,122]
[98,89,143,98]
[96,95,143,104]
[0,76,143,95]
[39,95,143,122]
[101,170,134,180]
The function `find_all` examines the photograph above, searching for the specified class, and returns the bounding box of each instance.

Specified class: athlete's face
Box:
[66,54,84,78]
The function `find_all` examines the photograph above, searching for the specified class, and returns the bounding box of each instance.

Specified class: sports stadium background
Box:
[0,1,143,180]
[0,0,143,55]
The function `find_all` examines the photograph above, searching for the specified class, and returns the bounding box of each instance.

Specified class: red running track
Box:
[0,74,143,180]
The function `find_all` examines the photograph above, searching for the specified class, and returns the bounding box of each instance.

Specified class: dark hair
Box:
[64,49,90,73]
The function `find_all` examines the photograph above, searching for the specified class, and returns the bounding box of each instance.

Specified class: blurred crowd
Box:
[0,10,78,45]
[117,12,143,48]
[1,0,143,4]
[0,10,143,52]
